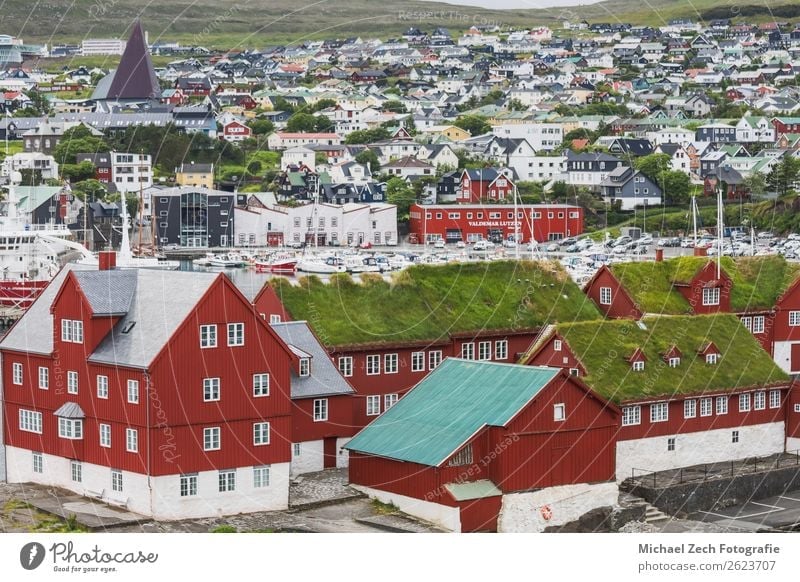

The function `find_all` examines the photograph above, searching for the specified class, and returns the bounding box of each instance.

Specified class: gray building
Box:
[599,166,662,210]
[152,186,235,248]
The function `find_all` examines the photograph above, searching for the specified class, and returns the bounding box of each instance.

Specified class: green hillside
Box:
[6,0,799,48]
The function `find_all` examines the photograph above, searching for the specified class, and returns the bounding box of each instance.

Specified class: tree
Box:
[355,148,381,173]
[247,119,274,135]
[767,156,800,197]
[60,160,96,183]
[24,88,52,116]
[310,98,336,112]
[743,172,767,199]
[386,177,417,219]
[454,114,490,137]
[286,112,319,133]
[344,127,391,145]
[660,171,691,206]
[18,169,44,186]
[634,153,672,182]
[52,124,109,165]
[383,100,407,113]
[507,98,527,112]
[71,179,108,203]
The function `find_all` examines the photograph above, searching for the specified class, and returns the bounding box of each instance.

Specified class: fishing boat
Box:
[255,254,298,274]
[207,253,246,268]
[296,255,346,274]
[344,255,383,273]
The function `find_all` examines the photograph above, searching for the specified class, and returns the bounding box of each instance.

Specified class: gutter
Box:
[145,370,153,517]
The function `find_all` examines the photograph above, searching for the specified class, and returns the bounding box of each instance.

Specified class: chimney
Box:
[99,250,117,271]
[693,246,707,257]
[655,247,664,262]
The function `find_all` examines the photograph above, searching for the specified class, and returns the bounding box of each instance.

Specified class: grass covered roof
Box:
[555,314,789,403]
[610,255,800,314]
[270,260,602,347]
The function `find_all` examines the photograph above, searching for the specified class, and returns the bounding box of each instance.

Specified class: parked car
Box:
[502,239,517,248]
[162,243,180,251]
[545,243,559,252]
[455,241,466,249]
[472,240,490,251]
[433,239,445,249]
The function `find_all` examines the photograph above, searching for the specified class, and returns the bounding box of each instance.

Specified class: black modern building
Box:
[151,186,235,248]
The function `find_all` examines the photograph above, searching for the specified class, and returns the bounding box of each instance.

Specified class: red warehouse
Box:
[408,203,583,244]
[270,321,357,475]
[345,359,619,532]
[1,259,297,519]
[521,314,792,481]
[457,169,515,203]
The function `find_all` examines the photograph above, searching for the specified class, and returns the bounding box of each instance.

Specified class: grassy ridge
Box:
[270,260,601,346]
[611,255,800,314]
[559,314,789,403]
[6,0,798,48]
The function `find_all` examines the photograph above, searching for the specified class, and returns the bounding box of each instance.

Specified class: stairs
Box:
[643,502,671,525]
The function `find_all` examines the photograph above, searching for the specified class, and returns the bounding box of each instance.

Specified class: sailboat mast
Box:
[716,185,723,279]
[692,195,697,246]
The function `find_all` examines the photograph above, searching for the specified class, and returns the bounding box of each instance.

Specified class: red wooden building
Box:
[583,265,642,319]
[772,117,800,135]
[408,203,584,245]
[345,359,619,532]
[270,321,356,475]
[456,169,515,204]
[1,257,297,519]
[521,314,792,481]
[221,120,252,143]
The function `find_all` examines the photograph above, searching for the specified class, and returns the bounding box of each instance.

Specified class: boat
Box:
[207,253,246,268]
[255,254,298,274]
[345,255,383,273]
[193,253,214,267]
[0,182,88,307]
[296,255,346,274]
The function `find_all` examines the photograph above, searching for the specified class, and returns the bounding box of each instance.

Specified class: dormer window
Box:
[632,360,645,372]
[706,353,719,365]
[702,287,720,306]
[668,357,680,368]
[61,319,84,343]
[299,358,310,377]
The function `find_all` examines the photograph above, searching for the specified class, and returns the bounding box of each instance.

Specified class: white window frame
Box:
[127,379,139,404]
[38,367,49,390]
[667,437,676,452]
[790,311,800,327]
[770,389,781,409]
[752,316,765,334]
[495,340,508,360]
[716,396,728,415]
[754,390,766,411]
[203,377,220,402]
[700,397,712,417]
[553,339,562,352]
[478,341,492,361]
[100,423,111,448]
[706,353,718,365]
[61,319,84,343]
[19,409,42,433]
[32,451,43,474]
[599,286,612,305]
[293,443,301,457]
[684,399,696,419]
[203,427,221,451]
[741,316,752,331]
[111,470,123,492]
[218,470,236,492]
[67,371,78,394]
[338,356,354,377]
[200,324,217,348]
[428,351,442,370]
[126,428,138,452]
[554,403,566,422]
[732,430,740,444]
[180,474,198,497]
[650,402,668,423]
[253,373,270,397]
[739,393,751,412]
[253,466,270,488]
[227,322,245,347]
[461,342,475,360]
[12,362,22,385]
[621,405,641,426]
[384,353,398,374]
[669,357,680,368]
[366,355,380,375]
[299,358,310,377]
[71,460,82,483]
[97,375,109,399]
[411,352,425,372]
[366,395,381,416]
[253,422,270,446]
[385,393,399,410]
[58,418,83,440]
[702,287,720,306]
[313,398,328,422]
[632,360,645,372]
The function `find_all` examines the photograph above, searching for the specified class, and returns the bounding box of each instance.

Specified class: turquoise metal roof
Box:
[344,359,559,467]
[445,480,502,501]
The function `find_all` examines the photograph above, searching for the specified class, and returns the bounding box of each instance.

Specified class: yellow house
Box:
[423,125,471,142]
[176,162,215,189]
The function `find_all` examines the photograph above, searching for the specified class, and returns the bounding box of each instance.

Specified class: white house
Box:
[1,153,59,182]
[281,146,316,171]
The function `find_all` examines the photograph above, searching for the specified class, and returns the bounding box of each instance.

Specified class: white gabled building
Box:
[235,201,397,247]
[491,123,563,152]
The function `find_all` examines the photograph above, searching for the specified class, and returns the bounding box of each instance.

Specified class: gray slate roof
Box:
[88,269,218,368]
[54,402,84,419]
[0,264,93,355]
[73,270,137,316]
[270,321,354,399]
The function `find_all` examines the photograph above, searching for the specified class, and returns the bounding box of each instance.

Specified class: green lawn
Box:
[557,314,789,403]
[611,256,800,314]
[271,260,602,346]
